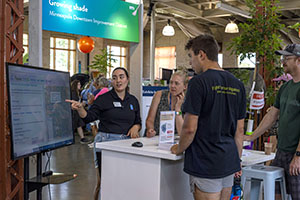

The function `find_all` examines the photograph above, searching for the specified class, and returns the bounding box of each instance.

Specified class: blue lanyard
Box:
[169,93,172,111]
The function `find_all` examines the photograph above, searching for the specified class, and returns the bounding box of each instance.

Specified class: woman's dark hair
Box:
[112,67,129,78]
[185,34,219,62]
[71,79,80,96]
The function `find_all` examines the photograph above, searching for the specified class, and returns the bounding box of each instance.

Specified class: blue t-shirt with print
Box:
[183,69,246,178]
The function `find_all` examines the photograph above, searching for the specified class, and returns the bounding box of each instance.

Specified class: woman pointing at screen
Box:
[66,67,141,200]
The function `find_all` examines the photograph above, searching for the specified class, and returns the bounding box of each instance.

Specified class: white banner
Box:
[250,91,264,110]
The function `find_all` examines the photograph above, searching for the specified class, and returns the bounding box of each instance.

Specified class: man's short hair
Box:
[185,34,219,62]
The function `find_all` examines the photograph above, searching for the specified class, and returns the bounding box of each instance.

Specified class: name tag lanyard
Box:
[169,92,172,111]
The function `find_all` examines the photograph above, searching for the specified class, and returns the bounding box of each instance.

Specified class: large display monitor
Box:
[6,63,74,160]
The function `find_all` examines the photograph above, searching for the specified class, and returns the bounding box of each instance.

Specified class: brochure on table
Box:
[159,111,176,150]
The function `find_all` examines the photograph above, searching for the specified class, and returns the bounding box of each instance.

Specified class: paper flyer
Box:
[159,111,175,150]
[250,91,264,110]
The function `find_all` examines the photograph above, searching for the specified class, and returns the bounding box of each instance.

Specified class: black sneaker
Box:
[80,138,92,144]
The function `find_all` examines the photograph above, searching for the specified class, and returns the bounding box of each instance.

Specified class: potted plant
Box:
[227,0,284,106]
[227,0,288,151]
[88,48,116,77]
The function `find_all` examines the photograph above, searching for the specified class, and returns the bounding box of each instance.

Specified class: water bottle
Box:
[244,111,254,149]
[230,177,243,200]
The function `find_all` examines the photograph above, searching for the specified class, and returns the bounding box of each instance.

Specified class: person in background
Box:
[245,44,300,200]
[70,80,91,144]
[80,80,97,134]
[81,81,92,106]
[66,67,141,200]
[87,77,111,148]
[88,76,110,105]
[81,79,97,106]
[171,34,246,200]
[89,75,104,102]
[94,79,110,100]
[145,70,188,137]
[273,73,293,88]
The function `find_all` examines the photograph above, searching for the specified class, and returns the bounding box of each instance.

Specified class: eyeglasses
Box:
[280,56,296,63]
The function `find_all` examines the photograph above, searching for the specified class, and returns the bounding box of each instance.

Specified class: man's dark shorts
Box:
[271,150,300,200]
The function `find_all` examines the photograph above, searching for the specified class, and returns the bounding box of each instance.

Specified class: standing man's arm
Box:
[245,106,280,141]
[235,119,245,158]
[289,142,300,176]
[234,119,245,177]
[171,113,198,155]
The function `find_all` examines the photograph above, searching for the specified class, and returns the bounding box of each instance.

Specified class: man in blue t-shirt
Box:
[171,34,246,200]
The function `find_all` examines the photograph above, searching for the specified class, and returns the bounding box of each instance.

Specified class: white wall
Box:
[143,23,240,78]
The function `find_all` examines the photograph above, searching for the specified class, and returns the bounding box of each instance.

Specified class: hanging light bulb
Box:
[225,21,239,33]
[162,19,175,36]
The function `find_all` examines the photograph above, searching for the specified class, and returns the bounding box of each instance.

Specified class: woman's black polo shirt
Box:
[82,89,141,134]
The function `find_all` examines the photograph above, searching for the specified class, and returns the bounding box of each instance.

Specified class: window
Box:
[50,37,76,76]
[155,46,176,79]
[23,33,29,64]
[23,33,28,55]
[218,53,223,68]
[106,45,127,77]
[238,54,256,68]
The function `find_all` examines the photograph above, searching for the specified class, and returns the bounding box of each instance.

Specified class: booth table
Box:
[96,137,193,200]
[96,137,275,200]
[241,149,275,166]
[241,149,276,200]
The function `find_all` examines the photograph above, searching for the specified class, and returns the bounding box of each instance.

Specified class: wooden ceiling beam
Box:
[278,0,300,11]
[160,1,228,26]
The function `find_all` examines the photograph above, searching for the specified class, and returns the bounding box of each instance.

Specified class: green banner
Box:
[43,0,139,42]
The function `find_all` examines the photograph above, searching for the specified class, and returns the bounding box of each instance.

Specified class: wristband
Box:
[175,111,182,116]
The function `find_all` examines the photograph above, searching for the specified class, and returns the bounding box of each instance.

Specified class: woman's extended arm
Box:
[145,91,162,137]
[65,99,87,118]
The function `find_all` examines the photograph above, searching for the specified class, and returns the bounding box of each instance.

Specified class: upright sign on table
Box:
[158,111,175,150]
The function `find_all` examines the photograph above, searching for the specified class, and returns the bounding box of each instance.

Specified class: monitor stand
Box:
[24,153,77,200]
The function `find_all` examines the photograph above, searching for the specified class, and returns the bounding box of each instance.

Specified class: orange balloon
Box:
[78,36,95,53]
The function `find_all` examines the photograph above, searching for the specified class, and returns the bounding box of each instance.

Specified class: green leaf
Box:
[227,0,286,106]
[88,48,116,76]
